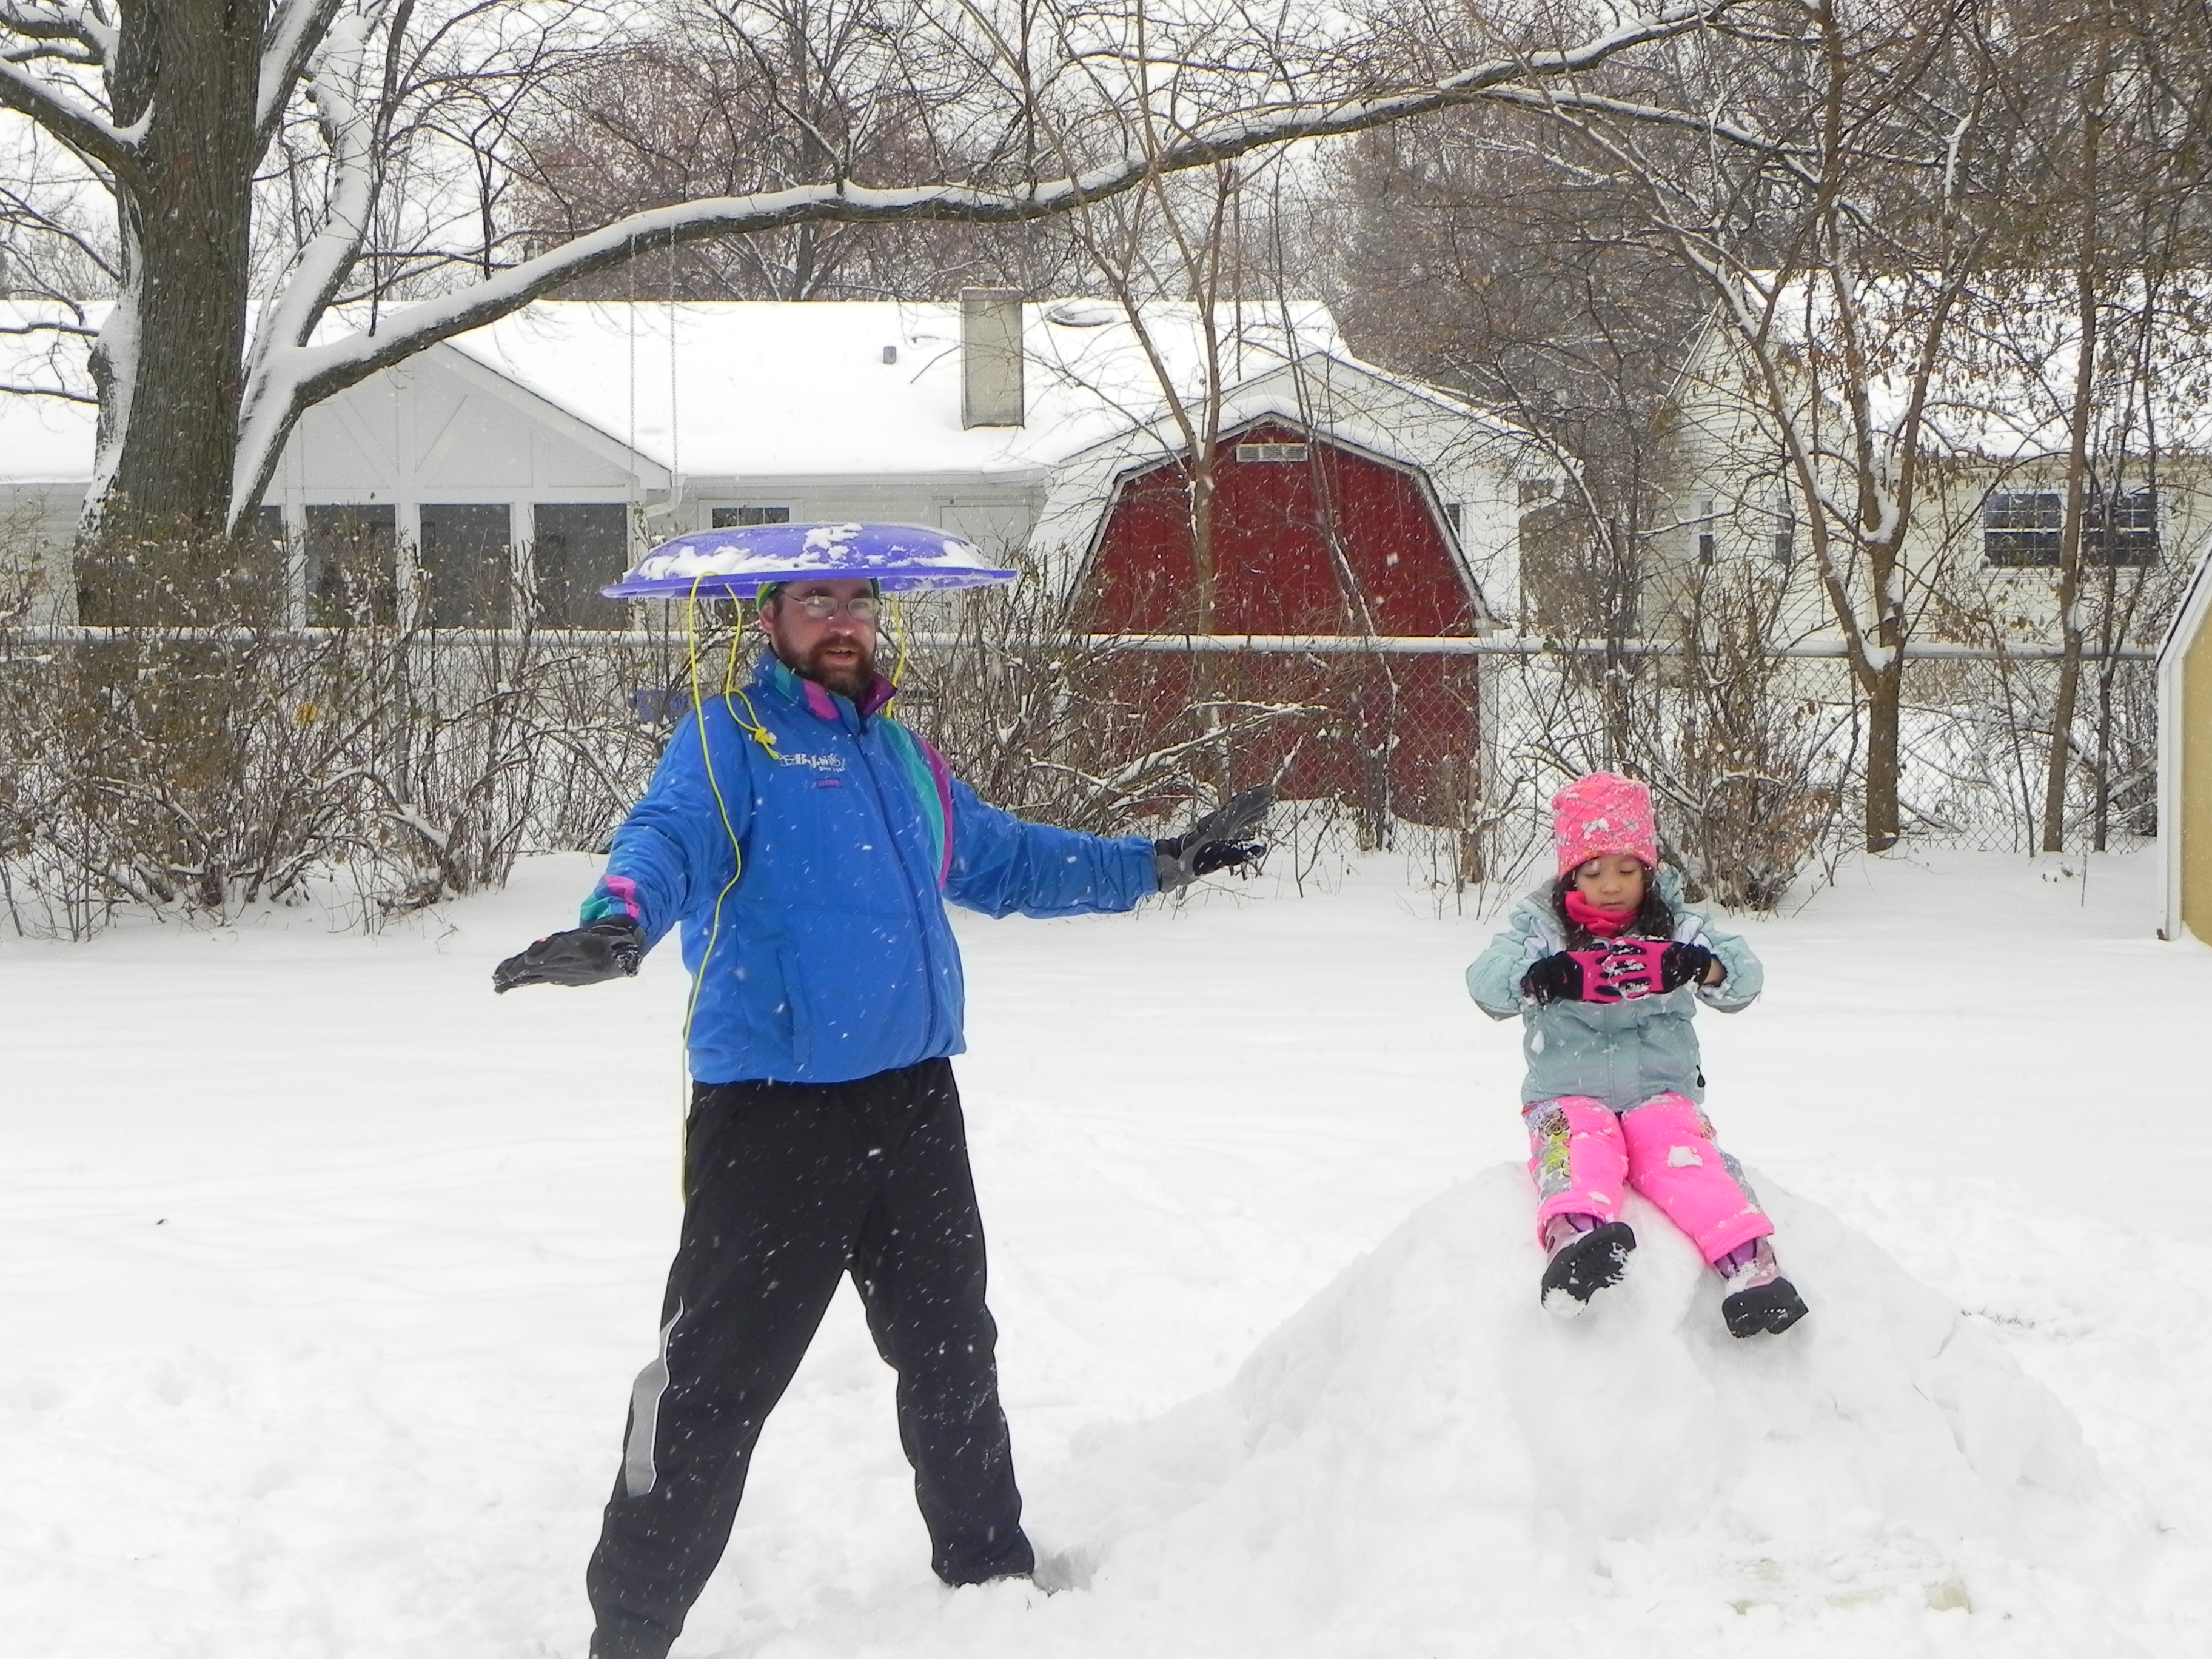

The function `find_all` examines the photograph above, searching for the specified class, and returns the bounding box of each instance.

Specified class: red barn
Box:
[1035,357,1533,826]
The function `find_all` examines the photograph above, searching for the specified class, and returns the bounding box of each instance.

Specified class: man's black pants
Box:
[585,1059,1033,1654]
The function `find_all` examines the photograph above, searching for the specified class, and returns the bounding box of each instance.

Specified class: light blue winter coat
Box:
[1463,866,1761,1110]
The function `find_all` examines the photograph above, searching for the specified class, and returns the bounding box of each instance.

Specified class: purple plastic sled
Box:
[602,521,1019,601]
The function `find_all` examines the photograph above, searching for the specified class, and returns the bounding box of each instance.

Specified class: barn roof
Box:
[1031,350,1543,617]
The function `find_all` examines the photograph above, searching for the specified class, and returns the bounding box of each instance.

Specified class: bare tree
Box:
[0,0,1737,548]
[1330,99,1709,797]
[1061,165,1259,632]
[1992,1,2212,851]
[506,7,1089,301]
[1497,0,2012,850]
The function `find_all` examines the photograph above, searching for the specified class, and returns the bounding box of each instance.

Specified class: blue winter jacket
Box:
[581,655,1159,1085]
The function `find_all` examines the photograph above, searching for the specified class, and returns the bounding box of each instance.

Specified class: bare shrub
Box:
[0,538,672,937]
[891,566,1316,835]
[1652,566,1848,909]
[1481,560,1852,912]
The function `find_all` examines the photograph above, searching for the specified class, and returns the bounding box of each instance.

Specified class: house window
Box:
[1768,486,1796,562]
[712,506,791,527]
[1984,488,2159,567]
[1695,498,1716,564]
[304,504,397,624]
[1234,442,1309,463]
[534,504,630,629]
[2096,487,2159,564]
[1984,491,2063,566]
[419,503,514,626]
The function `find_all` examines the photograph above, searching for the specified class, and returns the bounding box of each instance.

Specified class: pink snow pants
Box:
[1523,1094,1772,1264]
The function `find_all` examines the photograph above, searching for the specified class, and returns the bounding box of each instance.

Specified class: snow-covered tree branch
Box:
[0,0,1744,546]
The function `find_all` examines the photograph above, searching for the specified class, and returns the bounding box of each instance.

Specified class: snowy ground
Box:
[2,848,2207,1657]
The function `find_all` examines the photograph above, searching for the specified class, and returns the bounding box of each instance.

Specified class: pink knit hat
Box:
[1552,771,1657,876]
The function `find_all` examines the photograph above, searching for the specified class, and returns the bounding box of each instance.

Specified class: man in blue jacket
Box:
[495,575,1267,1659]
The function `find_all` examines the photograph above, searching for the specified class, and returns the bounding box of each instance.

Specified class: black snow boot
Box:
[1723,1277,1809,1338]
[1716,1238,1809,1338]
[1540,1218,1637,1316]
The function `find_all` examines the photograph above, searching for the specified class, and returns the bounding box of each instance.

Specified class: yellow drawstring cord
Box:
[669,580,874,1185]
[675,577,760,1188]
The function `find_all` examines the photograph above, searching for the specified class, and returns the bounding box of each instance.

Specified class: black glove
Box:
[1520,952,1583,1005]
[1660,941,1717,992]
[1154,785,1274,891]
[493,918,644,993]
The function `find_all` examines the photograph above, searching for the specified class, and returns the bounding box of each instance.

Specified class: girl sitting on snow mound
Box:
[1464,771,1808,1338]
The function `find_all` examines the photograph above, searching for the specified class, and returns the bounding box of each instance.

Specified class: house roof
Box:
[0,297,1349,487]
[2159,538,2212,668]
[452,298,1343,480]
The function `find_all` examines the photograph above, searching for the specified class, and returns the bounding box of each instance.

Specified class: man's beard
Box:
[786,637,876,699]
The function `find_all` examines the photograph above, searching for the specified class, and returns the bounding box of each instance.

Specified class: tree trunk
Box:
[90,0,264,541]
[1857,518,1908,852]
[1864,649,1902,851]
[2038,34,2110,855]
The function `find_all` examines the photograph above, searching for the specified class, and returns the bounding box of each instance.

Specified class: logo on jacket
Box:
[778,750,846,773]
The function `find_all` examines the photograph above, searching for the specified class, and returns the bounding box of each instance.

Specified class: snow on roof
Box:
[0,297,1347,487]
[447,297,1344,478]
[1691,273,2212,462]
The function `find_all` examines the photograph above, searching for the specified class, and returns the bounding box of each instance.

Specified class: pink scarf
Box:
[1563,890,1639,939]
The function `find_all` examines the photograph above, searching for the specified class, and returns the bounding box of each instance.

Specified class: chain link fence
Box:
[1474,648,2157,904]
[0,581,2163,936]
[895,622,2161,910]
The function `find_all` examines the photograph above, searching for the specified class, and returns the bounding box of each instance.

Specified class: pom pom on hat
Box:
[1552,771,1657,876]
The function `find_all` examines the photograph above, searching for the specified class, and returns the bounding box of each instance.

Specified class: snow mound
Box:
[1017,1165,2161,1658]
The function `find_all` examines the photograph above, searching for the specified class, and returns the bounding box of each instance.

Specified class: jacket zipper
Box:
[851,723,943,1042]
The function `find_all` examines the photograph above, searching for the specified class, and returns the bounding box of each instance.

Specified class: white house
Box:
[1,295,1536,629]
[1660,276,2212,649]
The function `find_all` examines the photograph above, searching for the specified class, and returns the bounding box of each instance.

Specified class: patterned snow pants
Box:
[1523,1093,1772,1264]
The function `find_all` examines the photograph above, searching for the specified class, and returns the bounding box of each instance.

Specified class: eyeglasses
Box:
[786,593,879,622]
